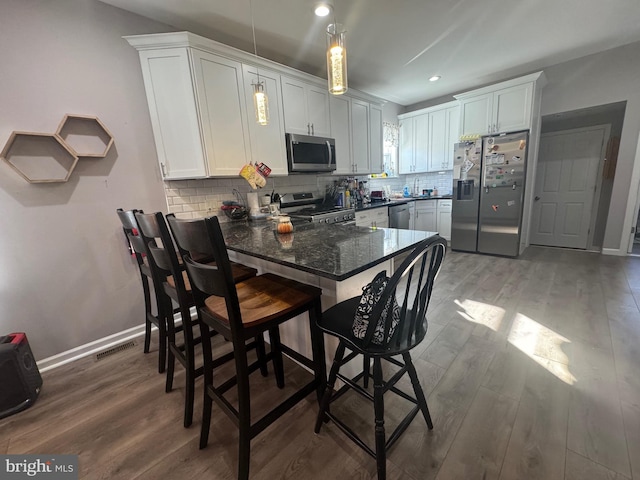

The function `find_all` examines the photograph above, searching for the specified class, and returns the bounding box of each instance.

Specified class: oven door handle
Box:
[326,140,333,167]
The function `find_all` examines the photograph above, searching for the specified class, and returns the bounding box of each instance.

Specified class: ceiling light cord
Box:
[250,0,260,84]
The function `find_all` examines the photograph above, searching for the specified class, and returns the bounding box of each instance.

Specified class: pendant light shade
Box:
[326,23,348,95]
[253,81,269,125]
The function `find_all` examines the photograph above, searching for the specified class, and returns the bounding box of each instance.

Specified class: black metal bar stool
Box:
[168,214,326,480]
[314,236,447,480]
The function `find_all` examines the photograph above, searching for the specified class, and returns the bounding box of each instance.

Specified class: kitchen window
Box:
[374,121,399,178]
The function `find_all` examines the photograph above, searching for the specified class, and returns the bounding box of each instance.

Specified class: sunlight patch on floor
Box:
[508,313,576,385]
[455,298,505,332]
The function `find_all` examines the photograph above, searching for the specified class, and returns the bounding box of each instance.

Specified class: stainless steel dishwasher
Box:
[389,203,410,229]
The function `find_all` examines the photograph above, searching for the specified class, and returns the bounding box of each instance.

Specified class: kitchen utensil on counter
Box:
[370,190,386,203]
[222,189,249,220]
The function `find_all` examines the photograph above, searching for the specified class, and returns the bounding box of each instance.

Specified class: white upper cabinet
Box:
[399,113,428,174]
[455,72,545,136]
[136,47,208,179]
[330,95,352,175]
[459,93,493,137]
[241,65,288,175]
[331,95,384,175]
[351,98,370,174]
[281,76,331,137]
[398,117,415,174]
[399,101,459,174]
[444,106,460,170]
[427,108,447,172]
[127,31,385,179]
[191,50,251,177]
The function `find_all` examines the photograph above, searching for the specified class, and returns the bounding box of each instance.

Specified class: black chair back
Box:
[167,215,239,319]
[135,212,186,293]
[362,235,447,352]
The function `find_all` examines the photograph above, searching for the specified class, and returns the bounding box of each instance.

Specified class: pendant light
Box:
[250,0,269,125]
[326,14,347,95]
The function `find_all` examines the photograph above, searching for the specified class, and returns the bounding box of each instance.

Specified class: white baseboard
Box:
[37,324,148,373]
[36,308,197,373]
[602,247,626,256]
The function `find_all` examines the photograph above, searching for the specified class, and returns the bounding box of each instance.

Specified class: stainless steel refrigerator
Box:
[451,131,529,257]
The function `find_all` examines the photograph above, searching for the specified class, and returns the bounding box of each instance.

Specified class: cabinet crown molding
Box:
[454,71,547,100]
[124,31,385,106]
[398,100,459,120]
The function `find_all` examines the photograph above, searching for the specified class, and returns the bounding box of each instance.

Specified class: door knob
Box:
[534,196,540,201]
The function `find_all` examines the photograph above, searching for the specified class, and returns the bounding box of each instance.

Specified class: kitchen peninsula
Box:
[220,219,438,361]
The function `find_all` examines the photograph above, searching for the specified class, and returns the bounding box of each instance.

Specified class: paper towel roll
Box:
[247,192,259,212]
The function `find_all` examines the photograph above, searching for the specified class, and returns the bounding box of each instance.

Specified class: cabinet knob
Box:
[311,123,314,136]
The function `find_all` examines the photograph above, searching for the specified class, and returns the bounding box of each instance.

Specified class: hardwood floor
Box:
[2,246,639,479]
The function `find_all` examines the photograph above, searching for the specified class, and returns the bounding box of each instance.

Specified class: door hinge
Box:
[633,226,637,234]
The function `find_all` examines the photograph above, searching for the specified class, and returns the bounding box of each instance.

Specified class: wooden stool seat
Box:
[204,273,322,327]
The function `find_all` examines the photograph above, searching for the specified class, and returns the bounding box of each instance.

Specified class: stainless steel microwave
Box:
[285,133,336,173]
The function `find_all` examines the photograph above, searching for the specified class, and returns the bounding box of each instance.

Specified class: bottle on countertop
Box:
[345,189,351,208]
[433,186,438,197]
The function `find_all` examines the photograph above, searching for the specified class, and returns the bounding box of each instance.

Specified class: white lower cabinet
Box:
[413,199,451,239]
[414,200,437,232]
[436,199,452,241]
[356,207,388,228]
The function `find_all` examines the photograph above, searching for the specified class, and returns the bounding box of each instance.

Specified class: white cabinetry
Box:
[399,113,428,174]
[191,50,251,177]
[330,95,351,174]
[399,101,459,174]
[413,199,452,238]
[332,96,384,175]
[455,72,545,136]
[351,98,370,174]
[127,33,289,179]
[281,76,331,137]
[134,47,209,179]
[356,207,388,228]
[414,200,437,232]
[436,199,452,240]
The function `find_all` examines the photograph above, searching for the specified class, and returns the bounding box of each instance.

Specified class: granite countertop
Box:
[355,195,453,211]
[220,220,436,281]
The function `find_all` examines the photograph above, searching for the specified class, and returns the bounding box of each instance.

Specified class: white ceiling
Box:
[101,0,640,106]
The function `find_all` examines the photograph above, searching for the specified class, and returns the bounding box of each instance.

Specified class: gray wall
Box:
[0,0,172,359]
[540,42,640,251]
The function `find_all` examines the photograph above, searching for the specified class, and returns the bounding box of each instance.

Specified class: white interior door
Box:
[530,126,607,249]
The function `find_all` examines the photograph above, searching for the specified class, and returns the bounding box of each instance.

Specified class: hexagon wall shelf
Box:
[1,114,114,183]
[56,114,114,158]
[1,132,79,183]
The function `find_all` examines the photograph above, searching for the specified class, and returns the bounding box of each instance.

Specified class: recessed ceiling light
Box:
[314,2,332,17]
[429,75,441,82]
